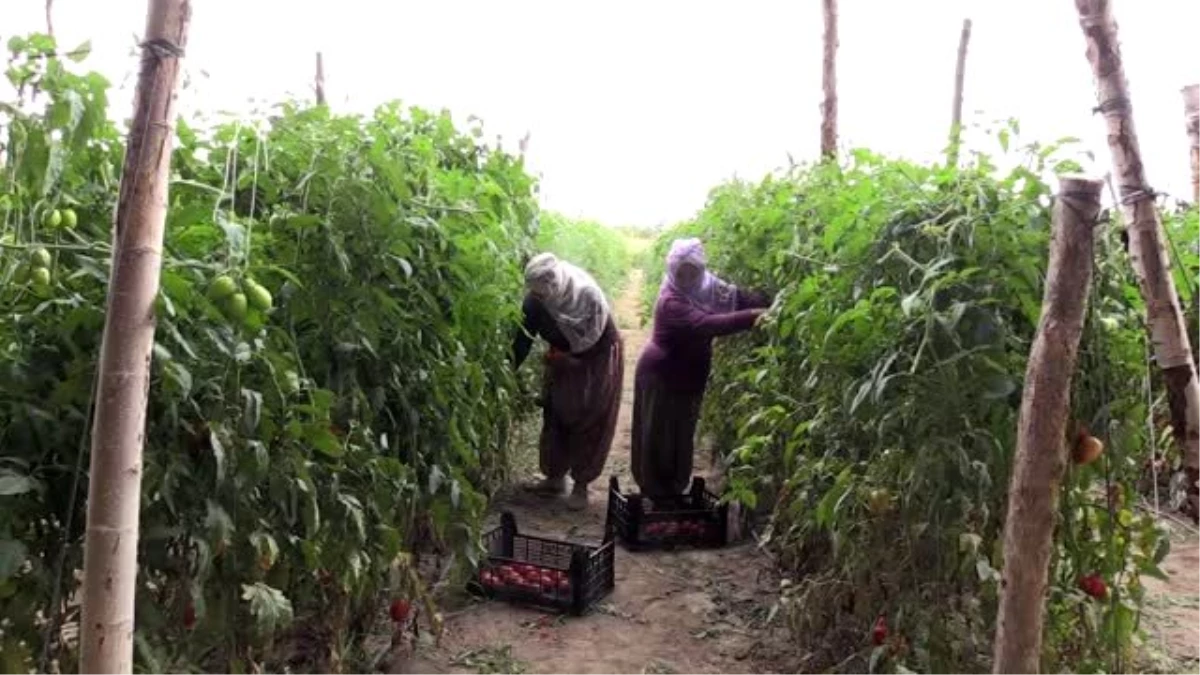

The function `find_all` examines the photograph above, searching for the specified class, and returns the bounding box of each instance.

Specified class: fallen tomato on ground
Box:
[390,599,412,623]
[183,603,197,631]
[872,615,888,645]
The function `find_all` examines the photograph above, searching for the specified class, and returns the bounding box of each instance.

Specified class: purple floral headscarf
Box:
[662,238,737,314]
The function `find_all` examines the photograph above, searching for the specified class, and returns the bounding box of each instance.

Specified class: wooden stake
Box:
[992,175,1103,675]
[947,18,973,165]
[1074,0,1200,497]
[819,0,838,160]
[1184,84,1198,205]
[79,1,190,672]
[315,51,326,105]
[45,0,54,38]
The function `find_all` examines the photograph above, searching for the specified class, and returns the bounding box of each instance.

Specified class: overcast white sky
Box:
[5,0,1199,227]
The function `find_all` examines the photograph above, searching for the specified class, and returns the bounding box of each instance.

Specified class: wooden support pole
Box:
[315,51,326,105]
[1184,84,1198,206]
[1074,0,1200,505]
[992,175,1103,674]
[819,0,838,160]
[947,18,973,165]
[79,1,190,672]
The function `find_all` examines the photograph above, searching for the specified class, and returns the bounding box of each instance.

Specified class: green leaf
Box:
[1152,538,1171,565]
[869,644,888,673]
[307,424,343,458]
[242,388,263,433]
[204,500,234,545]
[0,471,36,496]
[0,540,27,582]
[209,427,227,484]
[67,39,91,61]
[980,373,1016,400]
[250,532,280,568]
[240,582,294,633]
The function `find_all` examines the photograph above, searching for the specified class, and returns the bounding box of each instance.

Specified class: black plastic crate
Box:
[466,511,615,615]
[605,475,729,551]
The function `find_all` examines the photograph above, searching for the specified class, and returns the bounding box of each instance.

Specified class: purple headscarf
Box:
[662,238,737,314]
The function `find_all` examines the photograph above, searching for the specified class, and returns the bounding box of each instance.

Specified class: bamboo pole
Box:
[79,1,191,672]
[1073,0,1200,499]
[315,51,326,105]
[1184,84,1198,205]
[992,175,1103,674]
[819,0,838,160]
[947,18,973,165]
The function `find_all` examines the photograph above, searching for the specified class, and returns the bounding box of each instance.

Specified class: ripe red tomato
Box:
[480,570,496,589]
[1079,574,1108,600]
[183,604,197,631]
[558,577,572,592]
[872,615,888,645]
[390,599,412,623]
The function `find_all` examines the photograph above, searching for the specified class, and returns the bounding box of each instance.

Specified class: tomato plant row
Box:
[0,34,548,672]
[534,210,631,298]
[645,133,1191,672]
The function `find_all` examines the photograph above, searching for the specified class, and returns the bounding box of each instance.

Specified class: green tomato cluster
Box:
[12,246,53,291]
[208,274,274,324]
[42,207,78,230]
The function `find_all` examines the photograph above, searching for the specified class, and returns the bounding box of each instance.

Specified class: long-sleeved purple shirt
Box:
[636,285,769,394]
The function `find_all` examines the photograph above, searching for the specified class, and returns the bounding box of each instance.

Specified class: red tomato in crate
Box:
[558,577,572,592]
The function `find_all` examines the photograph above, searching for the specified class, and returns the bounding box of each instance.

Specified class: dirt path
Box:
[394,268,795,674]
[1140,520,1200,672]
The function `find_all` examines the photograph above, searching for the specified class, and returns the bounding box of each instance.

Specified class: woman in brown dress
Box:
[513,253,624,510]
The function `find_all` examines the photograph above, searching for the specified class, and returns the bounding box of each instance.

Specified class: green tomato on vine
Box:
[224,292,249,322]
[30,247,52,269]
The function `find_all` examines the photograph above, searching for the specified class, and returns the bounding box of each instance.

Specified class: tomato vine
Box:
[0,34,540,672]
[645,133,1191,672]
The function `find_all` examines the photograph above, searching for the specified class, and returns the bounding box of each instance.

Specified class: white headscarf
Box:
[525,252,611,353]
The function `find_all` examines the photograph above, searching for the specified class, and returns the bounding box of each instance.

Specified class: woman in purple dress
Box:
[632,238,770,497]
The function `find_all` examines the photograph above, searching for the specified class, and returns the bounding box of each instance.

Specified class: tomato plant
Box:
[645,129,1183,671]
[535,210,631,297]
[0,33,542,673]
